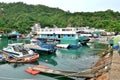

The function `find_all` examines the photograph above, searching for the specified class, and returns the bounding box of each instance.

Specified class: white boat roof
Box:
[30,39,38,42]
[56,44,69,48]
[8,43,24,46]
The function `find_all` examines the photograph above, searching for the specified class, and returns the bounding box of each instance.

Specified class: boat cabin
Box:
[3,43,33,57]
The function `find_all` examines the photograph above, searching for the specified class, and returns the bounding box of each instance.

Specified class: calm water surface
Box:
[0,38,106,80]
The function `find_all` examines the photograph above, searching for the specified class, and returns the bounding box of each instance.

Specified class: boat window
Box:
[13,46,19,52]
[15,45,28,54]
[62,29,65,31]
[8,47,12,50]
[72,34,74,37]
[62,29,72,31]
[32,41,37,44]
[17,45,24,51]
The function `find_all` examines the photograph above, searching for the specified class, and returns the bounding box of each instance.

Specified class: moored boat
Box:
[25,39,56,54]
[2,43,39,63]
[5,53,39,63]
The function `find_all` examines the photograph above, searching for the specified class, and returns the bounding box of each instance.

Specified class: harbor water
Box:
[0,38,108,80]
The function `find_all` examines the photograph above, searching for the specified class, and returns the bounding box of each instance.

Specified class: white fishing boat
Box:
[2,43,39,63]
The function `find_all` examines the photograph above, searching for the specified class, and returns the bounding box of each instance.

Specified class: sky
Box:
[0,0,120,12]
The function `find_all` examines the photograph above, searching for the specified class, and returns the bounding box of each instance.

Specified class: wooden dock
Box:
[109,50,120,80]
[32,65,94,78]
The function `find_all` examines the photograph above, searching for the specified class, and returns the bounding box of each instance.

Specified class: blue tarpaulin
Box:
[11,30,19,36]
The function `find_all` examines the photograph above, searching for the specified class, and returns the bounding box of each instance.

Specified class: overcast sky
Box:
[0,0,120,12]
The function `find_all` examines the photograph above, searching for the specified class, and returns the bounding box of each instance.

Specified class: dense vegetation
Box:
[0,2,120,33]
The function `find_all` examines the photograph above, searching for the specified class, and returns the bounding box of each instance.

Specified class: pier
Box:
[109,50,120,80]
[89,50,120,80]
[30,61,111,78]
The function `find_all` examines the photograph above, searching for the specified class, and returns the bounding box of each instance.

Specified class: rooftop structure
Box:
[31,23,105,40]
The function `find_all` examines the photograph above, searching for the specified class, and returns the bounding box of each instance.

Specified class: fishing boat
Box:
[5,53,39,63]
[25,39,56,54]
[2,43,39,63]
[8,30,19,39]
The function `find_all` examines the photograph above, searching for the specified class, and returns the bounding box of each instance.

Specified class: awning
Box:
[56,44,69,48]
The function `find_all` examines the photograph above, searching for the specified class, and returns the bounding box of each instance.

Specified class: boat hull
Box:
[5,53,39,63]
[30,48,56,54]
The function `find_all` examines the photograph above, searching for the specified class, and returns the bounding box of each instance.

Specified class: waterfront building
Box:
[31,23,105,48]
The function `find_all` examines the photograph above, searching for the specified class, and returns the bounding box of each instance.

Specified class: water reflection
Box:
[39,53,57,66]
[56,46,90,59]
[56,49,81,59]
[40,73,75,80]
[0,38,8,50]
[0,39,104,80]
[6,61,39,68]
[9,63,25,68]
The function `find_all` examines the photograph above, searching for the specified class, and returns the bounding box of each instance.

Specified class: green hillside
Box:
[0,2,120,33]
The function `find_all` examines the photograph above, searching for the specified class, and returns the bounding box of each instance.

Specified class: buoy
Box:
[45,60,48,63]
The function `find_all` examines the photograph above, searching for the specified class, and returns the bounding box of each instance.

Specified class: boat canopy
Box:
[11,30,19,36]
[56,44,69,48]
